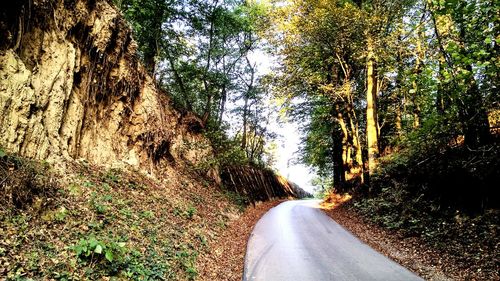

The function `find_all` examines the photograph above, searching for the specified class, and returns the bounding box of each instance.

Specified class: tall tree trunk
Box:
[412,34,423,129]
[457,23,491,147]
[201,5,217,125]
[332,128,346,190]
[348,110,364,183]
[143,53,156,76]
[165,47,192,111]
[366,37,379,176]
[395,104,402,136]
[337,55,363,183]
[202,94,212,125]
[336,107,351,181]
[218,85,227,125]
[435,58,446,115]
[241,94,249,150]
[241,55,255,151]
[395,50,404,137]
[143,1,166,76]
[412,79,421,129]
[463,70,490,147]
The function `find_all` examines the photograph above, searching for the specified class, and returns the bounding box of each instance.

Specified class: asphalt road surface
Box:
[243,200,422,281]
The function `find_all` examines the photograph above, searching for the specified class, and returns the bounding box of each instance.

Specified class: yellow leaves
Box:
[320,192,352,210]
[319,84,335,94]
[435,14,455,36]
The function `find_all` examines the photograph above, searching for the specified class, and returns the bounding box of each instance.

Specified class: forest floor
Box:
[321,194,499,280]
[197,200,283,281]
[0,153,249,280]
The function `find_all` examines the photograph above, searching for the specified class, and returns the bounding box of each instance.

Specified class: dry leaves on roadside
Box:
[197,200,283,281]
[324,205,498,280]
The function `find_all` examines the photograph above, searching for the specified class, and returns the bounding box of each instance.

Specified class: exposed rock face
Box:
[0,0,210,170]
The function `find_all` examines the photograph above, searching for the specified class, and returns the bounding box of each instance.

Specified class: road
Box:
[243,200,422,281]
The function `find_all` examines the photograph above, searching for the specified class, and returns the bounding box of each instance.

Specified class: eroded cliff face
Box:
[0,0,210,171]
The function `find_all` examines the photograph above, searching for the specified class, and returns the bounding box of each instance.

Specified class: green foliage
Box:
[103,168,121,184]
[299,97,336,178]
[221,189,250,212]
[175,247,198,280]
[123,247,173,280]
[371,135,500,213]
[82,181,94,188]
[387,113,460,165]
[186,205,196,219]
[89,192,109,214]
[140,210,154,219]
[267,0,497,193]
[71,235,175,280]
[172,205,197,219]
[72,236,126,264]
[204,125,248,166]
[351,180,499,278]
[311,176,333,199]
[2,155,245,280]
[114,0,277,168]
[41,206,68,222]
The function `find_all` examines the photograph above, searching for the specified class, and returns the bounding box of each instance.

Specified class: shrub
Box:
[0,152,59,213]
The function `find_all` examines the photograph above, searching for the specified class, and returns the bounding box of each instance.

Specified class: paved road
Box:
[243,200,422,281]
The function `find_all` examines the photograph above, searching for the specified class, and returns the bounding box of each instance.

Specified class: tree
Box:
[267,0,413,186]
[115,0,180,75]
[427,0,495,147]
[114,0,277,167]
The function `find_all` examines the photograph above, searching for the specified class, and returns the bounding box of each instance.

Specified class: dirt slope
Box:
[0,1,291,280]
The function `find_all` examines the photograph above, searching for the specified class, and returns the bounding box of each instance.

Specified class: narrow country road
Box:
[243,200,422,281]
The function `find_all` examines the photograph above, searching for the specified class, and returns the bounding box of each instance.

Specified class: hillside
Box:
[0,152,234,279]
[0,0,304,279]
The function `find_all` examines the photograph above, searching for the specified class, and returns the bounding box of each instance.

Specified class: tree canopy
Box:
[263,0,498,192]
[115,0,499,199]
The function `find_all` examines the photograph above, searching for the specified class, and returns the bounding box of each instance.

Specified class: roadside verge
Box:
[197,200,284,280]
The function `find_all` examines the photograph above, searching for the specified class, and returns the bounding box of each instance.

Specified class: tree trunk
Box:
[412,35,423,129]
[201,7,216,126]
[218,85,227,125]
[350,117,364,183]
[346,83,364,184]
[143,53,156,76]
[395,104,402,136]
[394,43,404,137]
[412,84,421,129]
[241,94,249,150]
[463,72,490,147]
[202,94,212,125]
[457,23,491,147]
[241,55,255,151]
[165,47,192,111]
[332,128,345,190]
[366,37,379,176]
[436,58,446,115]
[336,104,350,177]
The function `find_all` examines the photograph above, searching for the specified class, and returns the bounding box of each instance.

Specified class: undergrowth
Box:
[0,151,58,214]
[348,140,500,278]
[0,151,240,280]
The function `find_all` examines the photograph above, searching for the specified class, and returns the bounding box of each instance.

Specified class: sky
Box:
[248,49,317,194]
[273,120,316,194]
